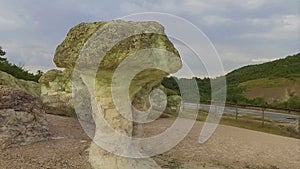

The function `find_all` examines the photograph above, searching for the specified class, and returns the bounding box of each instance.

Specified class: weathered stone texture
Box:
[0,85,48,149]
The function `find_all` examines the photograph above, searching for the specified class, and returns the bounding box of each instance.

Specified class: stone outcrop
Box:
[39,69,74,116]
[0,85,48,149]
[40,20,182,168]
[0,71,41,96]
[149,85,182,118]
[164,95,182,117]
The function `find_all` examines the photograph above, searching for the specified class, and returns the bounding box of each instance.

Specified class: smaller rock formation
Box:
[39,69,75,116]
[149,85,182,118]
[165,95,182,117]
[0,71,41,96]
[0,85,48,149]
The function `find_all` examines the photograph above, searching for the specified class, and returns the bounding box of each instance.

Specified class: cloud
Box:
[251,58,278,63]
[201,15,233,26]
[0,16,23,31]
[0,0,299,76]
[241,14,300,40]
[0,1,38,31]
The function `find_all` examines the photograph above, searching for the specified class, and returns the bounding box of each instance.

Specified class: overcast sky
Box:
[0,0,299,77]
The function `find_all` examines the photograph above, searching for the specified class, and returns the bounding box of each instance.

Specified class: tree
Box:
[35,70,44,80]
[0,46,42,82]
[36,70,43,76]
[0,46,7,62]
[0,46,6,56]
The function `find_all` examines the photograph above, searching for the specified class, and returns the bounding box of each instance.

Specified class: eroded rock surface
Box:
[0,85,48,149]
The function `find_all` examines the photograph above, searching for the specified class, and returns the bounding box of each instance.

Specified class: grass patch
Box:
[220,116,296,138]
[239,77,300,89]
[179,110,300,139]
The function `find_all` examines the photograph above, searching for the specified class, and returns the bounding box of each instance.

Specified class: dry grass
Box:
[179,109,299,139]
[239,77,300,104]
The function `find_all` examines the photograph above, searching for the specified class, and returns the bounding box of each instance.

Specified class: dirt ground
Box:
[0,114,299,169]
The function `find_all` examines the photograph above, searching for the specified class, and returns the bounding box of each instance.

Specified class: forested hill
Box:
[0,47,42,82]
[226,53,300,85]
[0,59,43,82]
[162,52,300,109]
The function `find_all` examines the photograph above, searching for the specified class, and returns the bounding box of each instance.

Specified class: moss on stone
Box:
[54,22,107,68]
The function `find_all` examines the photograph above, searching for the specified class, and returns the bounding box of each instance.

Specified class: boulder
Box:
[148,85,182,118]
[0,85,48,149]
[40,20,182,168]
[0,71,40,96]
[39,69,74,116]
[164,95,182,117]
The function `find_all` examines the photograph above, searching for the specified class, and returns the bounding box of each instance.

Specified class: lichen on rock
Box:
[54,22,107,69]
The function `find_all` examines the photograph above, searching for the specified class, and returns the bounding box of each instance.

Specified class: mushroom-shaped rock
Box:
[40,20,182,168]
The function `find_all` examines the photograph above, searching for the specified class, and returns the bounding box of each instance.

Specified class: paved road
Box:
[183,103,300,122]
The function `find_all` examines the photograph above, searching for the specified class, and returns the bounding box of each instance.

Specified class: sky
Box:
[0,0,299,77]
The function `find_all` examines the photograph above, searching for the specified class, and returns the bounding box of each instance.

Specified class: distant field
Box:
[239,77,300,104]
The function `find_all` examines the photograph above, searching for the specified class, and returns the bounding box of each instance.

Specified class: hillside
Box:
[226,53,300,107]
[162,53,300,109]
[239,78,300,108]
[226,53,300,84]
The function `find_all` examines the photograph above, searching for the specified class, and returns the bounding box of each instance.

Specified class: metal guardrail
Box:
[183,101,300,132]
[198,100,300,114]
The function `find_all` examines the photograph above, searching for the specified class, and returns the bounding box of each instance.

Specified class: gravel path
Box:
[0,115,299,169]
[144,118,300,169]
